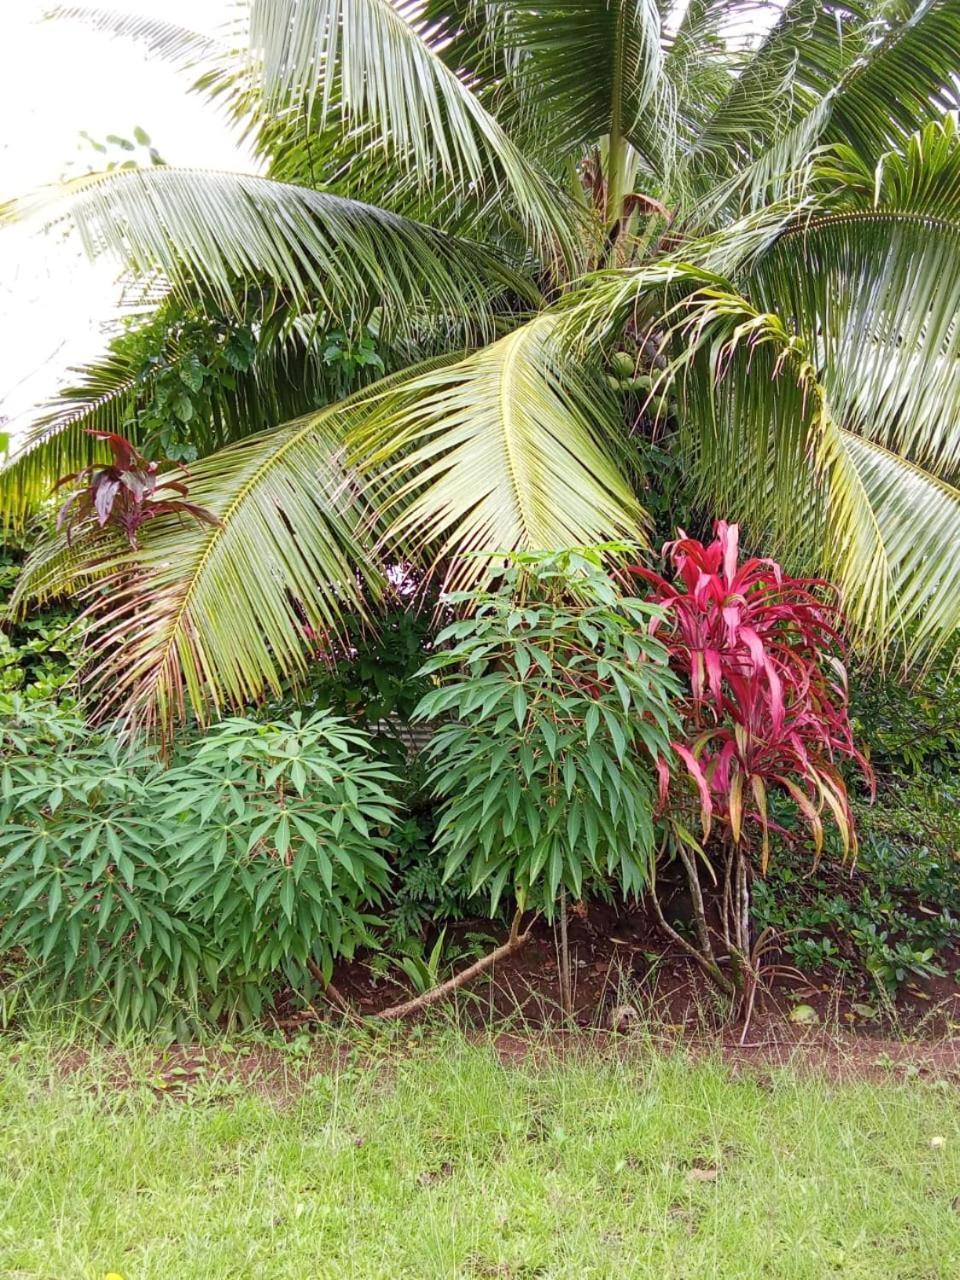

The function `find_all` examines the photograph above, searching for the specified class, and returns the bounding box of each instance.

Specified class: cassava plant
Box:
[412,549,679,1015]
[632,522,872,1001]
[0,707,400,1034]
[162,711,400,1020]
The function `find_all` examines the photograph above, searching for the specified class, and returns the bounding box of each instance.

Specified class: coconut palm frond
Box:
[351,315,647,587]
[4,168,540,337]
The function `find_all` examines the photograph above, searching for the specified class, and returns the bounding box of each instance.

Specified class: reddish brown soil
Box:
[325,901,960,1036]
[33,903,960,1097]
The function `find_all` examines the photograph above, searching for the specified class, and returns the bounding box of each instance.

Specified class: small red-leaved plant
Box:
[629,521,873,993]
[57,431,218,549]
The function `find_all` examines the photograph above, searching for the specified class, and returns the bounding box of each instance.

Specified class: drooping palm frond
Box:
[4,168,540,337]
[0,352,140,531]
[746,121,960,477]
[823,0,960,158]
[246,0,586,264]
[350,315,647,586]
[683,0,960,221]
[679,0,871,199]
[563,252,960,661]
[0,289,428,529]
[819,425,960,655]
[13,365,454,734]
[46,6,225,63]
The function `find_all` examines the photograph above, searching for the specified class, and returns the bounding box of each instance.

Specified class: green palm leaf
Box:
[16,368,450,734]
[0,353,140,531]
[563,224,960,660]
[495,0,672,167]
[46,6,223,63]
[4,168,539,336]
[820,426,960,656]
[246,0,585,264]
[351,315,647,586]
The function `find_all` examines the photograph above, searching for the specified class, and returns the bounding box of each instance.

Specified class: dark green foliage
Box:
[163,712,399,1014]
[276,590,435,768]
[0,707,399,1034]
[850,657,960,779]
[416,549,680,917]
[753,777,960,999]
[0,543,80,707]
[134,314,258,462]
[0,707,210,1037]
[381,813,485,945]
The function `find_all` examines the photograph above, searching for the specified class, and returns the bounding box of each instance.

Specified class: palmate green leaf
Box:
[3,168,538,337]
[351,315,647,588]
[247,0,585,266]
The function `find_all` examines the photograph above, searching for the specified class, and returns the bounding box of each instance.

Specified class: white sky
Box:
[0,1,782,444]
[0,0,248,439]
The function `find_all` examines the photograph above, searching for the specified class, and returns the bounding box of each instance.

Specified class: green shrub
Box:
[851,657,960,779]
[415,549,680,918]
[0,543,81,708]
[752,801,959,1001]
[0,708,400,1034]
[164,712,400,1017]
[0,707,208,1036]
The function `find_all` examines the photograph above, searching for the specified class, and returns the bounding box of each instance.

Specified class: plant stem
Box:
[558,884,573,1019]
[649,886,736,997]
[377,908,539,1020]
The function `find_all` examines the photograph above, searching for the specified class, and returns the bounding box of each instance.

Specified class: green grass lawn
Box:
[0,1030,957,1279]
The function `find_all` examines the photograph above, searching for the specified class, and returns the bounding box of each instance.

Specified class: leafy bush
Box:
[163,712,399,1017]
[635,521,869,862]
[55,431,217,548]
[0,543,80,707]
[752,844,957,1000]
[0,707,209,1036]
[633,522,869,991]
[851,656,960,780]
[416,549,679,918]
[753,774,960,1001]
[0,708,399,1034]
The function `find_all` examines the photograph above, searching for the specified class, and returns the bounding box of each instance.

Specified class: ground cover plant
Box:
[0,1029,958,1280]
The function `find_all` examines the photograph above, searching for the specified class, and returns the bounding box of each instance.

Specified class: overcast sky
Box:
[0,1,246,438]
[0,1,782,444]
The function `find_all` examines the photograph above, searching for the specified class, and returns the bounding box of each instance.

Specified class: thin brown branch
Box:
[649,886,736,997]
[306,959,363,1023]
[377,908,539,1020]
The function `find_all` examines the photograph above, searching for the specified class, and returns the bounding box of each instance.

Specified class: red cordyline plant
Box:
[629,521,873,1000]
[56,431,218,549]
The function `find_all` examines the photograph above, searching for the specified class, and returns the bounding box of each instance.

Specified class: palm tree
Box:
[4,0,960,732]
